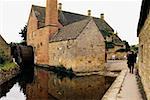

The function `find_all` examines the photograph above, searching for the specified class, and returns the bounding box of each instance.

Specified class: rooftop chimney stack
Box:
[58,3,62,10]
[45,0,58,26]
[100,13,104,20]
[88,10,91,16]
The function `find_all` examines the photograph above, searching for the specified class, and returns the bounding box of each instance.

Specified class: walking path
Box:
[117,72,143,100]
[106,60,143,100]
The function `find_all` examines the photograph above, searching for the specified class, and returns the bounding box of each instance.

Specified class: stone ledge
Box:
[0,63,20,85]
[101,69,128,100]
[76,71,118,77]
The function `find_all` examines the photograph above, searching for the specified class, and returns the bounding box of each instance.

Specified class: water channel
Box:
[0,66,116,100]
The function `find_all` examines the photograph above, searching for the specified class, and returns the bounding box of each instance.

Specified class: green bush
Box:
[0,49,6,64]
[0,62,17,71]
[0,49,11,64]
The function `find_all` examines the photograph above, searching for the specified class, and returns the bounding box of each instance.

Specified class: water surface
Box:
[0,66,115,100]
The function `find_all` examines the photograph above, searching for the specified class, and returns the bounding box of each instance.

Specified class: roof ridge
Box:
[62,18,91,29]
[76,18,92,37]
[32,5,45,8]
[31,5,114,35]
[50,18,91,42]
[0,34,8,45]
[32,5,106,21]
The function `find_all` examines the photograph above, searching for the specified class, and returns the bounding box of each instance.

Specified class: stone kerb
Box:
[101,69,128,100]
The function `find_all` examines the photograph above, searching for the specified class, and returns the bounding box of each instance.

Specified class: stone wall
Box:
[138,10,150,100]
[27,9,38,46]
[49,20,105,72]
[0,65,20,85]
[0,35,10,58]
[27,8,58,64]
[107,46,127,60]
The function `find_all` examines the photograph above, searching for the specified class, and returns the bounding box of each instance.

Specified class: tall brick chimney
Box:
[45,0,58,27]
[38,0,58,65]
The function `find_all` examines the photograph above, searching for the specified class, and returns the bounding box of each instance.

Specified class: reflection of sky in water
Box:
[0,83,26,100]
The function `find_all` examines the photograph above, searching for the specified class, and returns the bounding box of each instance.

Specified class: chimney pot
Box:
[100,13,104,20]
[58,3,62,10]
[88,10,91,16]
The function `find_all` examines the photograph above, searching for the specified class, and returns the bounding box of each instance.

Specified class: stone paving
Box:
[103,60,143,100]
[117,72,143,100]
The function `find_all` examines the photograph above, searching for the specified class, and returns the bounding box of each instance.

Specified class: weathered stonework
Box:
[138,10,150,100]
[0,35,10,58]
[0,64,20,85]
[49,20,105,72]
[107,46,127,60]
[27,0,59,65]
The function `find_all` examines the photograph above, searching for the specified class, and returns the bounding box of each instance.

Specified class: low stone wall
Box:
[0,65,20,85]
[102,69,128,100]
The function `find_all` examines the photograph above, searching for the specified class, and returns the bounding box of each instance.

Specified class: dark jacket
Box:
[127,53,136,64]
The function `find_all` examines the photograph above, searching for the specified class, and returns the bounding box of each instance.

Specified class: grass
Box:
[0,62,17,72]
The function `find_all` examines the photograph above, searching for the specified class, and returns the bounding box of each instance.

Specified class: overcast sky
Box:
[0,0,142,45]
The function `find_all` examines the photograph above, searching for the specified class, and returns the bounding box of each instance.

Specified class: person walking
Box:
[127,51,136,74]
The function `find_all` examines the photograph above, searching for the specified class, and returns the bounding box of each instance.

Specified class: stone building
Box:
[106,33,127,60]
[49,18,105,72]
[137,0,150,99]
[0,35,10,58]
[27,0,125,72]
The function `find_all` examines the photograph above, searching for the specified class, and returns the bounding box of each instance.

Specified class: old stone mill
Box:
[1,0,149,100]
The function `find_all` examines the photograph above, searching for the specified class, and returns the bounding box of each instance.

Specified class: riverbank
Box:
[0,62,20,85]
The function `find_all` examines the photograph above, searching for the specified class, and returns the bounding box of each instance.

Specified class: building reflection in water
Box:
[25,67,115,100]
[0,66,115,100]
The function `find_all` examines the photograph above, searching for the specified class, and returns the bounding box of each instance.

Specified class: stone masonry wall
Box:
[107,46,126,60]
[27,9,58,65]
[0,35,10,58]
[138,10,150,100]
[75,19,105,72]
[49,20,105,72]
[27,9,38,46]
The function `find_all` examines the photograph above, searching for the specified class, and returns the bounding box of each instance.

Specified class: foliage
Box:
[19,25,27,43]
[105,41,114,49]
[51,65,75,80]
[130,45,138,53]
[0,62,17,71]
[0,49,7,64]
[123,40,130,51]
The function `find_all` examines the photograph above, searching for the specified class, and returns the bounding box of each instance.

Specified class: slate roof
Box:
[30,5,125,46]
[50,18,91,42]
[113,34,124,46]
[31,5,114,36]
[32,5,45,23]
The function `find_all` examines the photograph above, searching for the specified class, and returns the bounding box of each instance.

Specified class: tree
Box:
[130,45,138,53]
[0,49,6,64]
[123,40,130,51]
[19,25,27,45]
